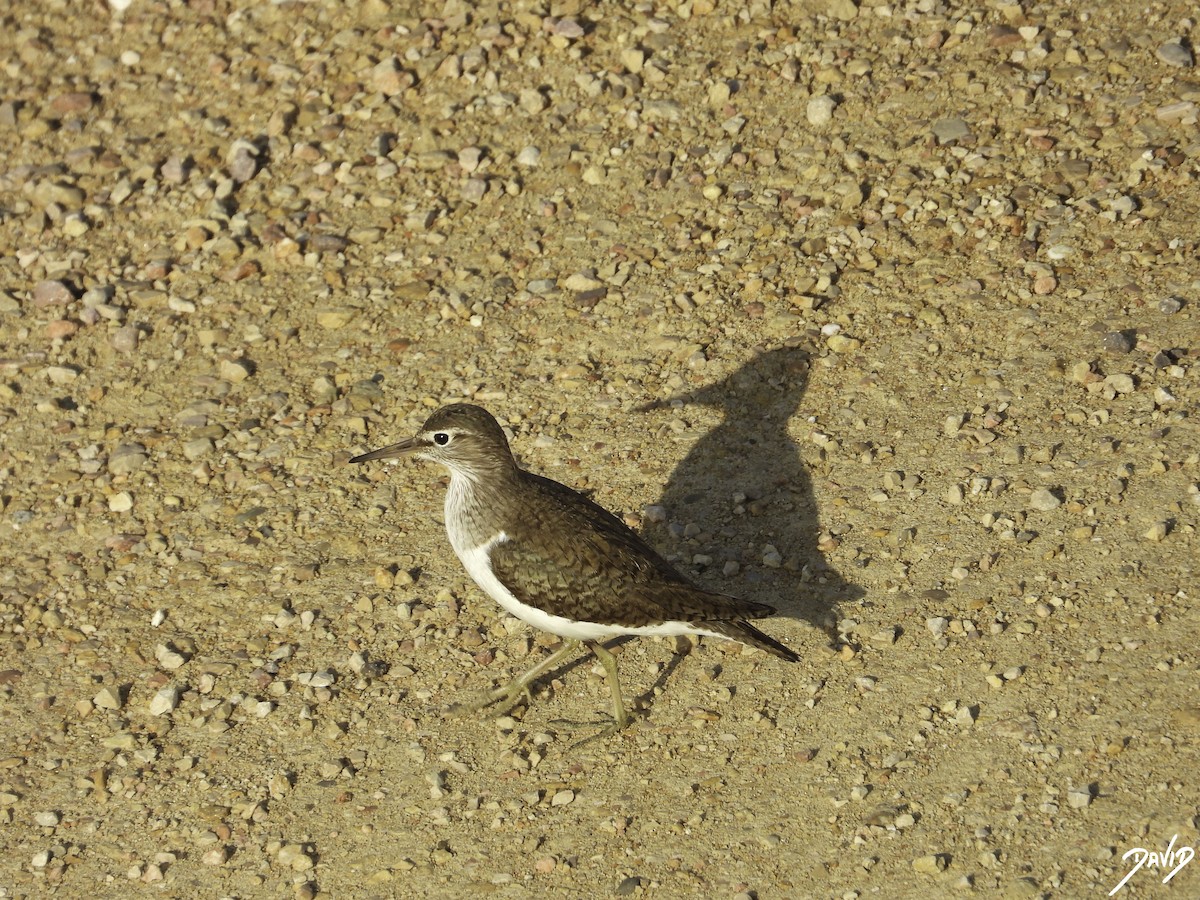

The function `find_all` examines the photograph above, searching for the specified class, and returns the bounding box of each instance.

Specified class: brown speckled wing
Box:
[486,473,779,629]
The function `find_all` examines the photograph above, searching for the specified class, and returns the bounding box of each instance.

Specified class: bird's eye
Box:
[432,432,451,446]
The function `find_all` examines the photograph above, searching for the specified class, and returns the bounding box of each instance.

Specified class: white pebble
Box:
[1067,786,1092,808]
[94,686,123,710]
[806,95,836,127]
[298,671,335,688]
[148,686,180,716]
[155,644,188,670]
[516,146,541,167]
[1029,488,1061,511]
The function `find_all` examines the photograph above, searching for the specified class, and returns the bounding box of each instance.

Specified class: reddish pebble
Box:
[110,325,140,352]
[33,280,75,307]
[46,319,79,339]
[51,92,95,114]
[1033,275,1058,295]
[987,25,1022,48]
[220,260,262,282]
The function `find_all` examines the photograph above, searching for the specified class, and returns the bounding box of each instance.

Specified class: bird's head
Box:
[351,403,516,481]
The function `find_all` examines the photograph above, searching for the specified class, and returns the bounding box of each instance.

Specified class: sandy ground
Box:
[1,0,1198,897]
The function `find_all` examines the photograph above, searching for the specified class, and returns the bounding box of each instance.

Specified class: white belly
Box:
[453,531,723,642]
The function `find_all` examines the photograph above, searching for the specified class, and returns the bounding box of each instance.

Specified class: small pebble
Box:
[1067,786,1093,809]
[1143,521,1168,542]
[1152,351,1176,370]
[108,445,148,476]
[912,853,946,874]
[148,686,180,716]
[551,789,575,806]
[931,118,972,144]
[806,95,836,127]
[1105,373,1135,394]
[110,325,140,352]
[643,504,672,525]
[827,0,858,20]
[202,847,230,865]
[1156,39,1194,68]
[316,308,355,329]
[33,280,75,307]
[278,844,314,871]
[516,146,541,167]
[870,627,898,646]
[155,644,188,670]
[1100,331,1135,354]
[1029,488,1061,511]
[218,357,253,383]
[827,334,862,354]
[94,686,123,710]
[1032,275,1057,295]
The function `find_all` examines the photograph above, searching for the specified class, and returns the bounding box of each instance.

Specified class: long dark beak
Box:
[350,436,422,463]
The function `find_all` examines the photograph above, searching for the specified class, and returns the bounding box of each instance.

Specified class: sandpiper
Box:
[351,403,798,738]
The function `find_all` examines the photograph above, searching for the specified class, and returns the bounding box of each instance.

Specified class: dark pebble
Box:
[575,287,606,309]
[615,875,643,895]
[1101,330,1135,354]
[312,234,350,254]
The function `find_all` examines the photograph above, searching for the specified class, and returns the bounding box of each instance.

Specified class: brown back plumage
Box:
[487,472,797,660]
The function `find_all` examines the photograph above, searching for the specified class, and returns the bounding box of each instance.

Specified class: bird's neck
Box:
[444,464,520,551]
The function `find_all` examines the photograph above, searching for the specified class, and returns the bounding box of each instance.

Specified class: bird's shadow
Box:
[639,343,862,640]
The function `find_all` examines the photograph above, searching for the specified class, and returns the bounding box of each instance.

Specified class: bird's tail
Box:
[705,619,800,662]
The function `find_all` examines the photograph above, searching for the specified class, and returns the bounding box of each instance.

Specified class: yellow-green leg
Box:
[449,639,581,717]
[584,640,630,732]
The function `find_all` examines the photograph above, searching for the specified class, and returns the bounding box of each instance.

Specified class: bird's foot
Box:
[448,640,582,721]
[548,711,634,749]
[447,681,532,719]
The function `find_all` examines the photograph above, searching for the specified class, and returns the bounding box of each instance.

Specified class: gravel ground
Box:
[1,1,1198,897]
